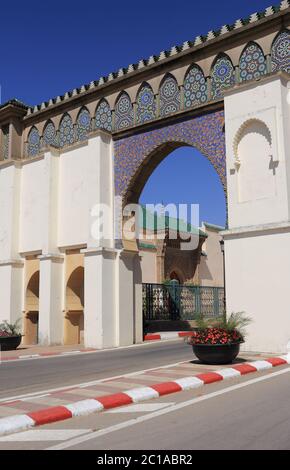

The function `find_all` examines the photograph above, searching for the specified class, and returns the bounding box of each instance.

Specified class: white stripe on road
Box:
[0,429,90,442]
[47,367,290,450]
[107,403,174,413]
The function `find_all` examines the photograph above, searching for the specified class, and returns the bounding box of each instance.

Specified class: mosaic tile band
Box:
[114,110,226,200]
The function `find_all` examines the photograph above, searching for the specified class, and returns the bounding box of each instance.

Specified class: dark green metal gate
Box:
[143,283,224,321]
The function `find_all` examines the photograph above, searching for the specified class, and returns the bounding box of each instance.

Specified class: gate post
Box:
[223,72,290,353]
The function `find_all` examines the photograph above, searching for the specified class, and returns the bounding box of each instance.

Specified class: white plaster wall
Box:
[199,226,223,287]
[0,165,21,259]
[58,134,113,249]
[224,75,290,229]
[223,74,290,353]
[58,147,90,248]
[225,229,290,353]
[19,158,47,253]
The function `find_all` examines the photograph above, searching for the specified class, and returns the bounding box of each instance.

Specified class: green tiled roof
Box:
[203,221,225,231]
[139,206,207,238]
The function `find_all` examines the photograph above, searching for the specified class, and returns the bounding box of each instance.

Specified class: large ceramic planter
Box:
[0,335,22,351]
[192,342,243,365]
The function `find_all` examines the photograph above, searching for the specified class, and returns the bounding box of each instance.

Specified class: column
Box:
[38,254,64,345]
[0,260,24,325]
[115,250,142,346]
[83,247,117,349]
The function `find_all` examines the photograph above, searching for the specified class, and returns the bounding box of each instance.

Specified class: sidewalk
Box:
[0,332,192,362]
[0,344,96,362]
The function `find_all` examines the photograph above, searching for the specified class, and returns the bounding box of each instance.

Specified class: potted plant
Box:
[188,312,251,365]
[0,319,22,351]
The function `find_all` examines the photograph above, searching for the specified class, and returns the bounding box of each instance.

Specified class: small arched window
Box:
[159,74,180,117]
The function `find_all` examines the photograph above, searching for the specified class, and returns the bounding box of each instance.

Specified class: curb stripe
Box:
[0,354,289,437]
[196,372,223,384]
[96,393,133,409]
[151,382,183,396]
[144,331,192,342]
[266,357,287,367]
[28,406,72,425]
[232,363,258,375]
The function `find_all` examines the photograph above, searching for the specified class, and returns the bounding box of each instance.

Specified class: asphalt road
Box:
[0,340,190,398]
[1,365,289,450]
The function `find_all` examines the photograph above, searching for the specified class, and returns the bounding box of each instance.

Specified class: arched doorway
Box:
[64,266,84,345]
[24,270,39,345]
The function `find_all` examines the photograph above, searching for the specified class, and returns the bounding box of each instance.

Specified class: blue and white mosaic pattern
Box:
[184,65,207,108]
[95,99,112,132]
[76,107,91,141]
[271,30,290,73]
[211,55,235,99]
[136,83,156,124]
[239,42,267,81]
[159,74,181,117]
[27,127,40,157]
[114,110,226,200]
[115,92,134,131]
[59,113,74,147]
[42,121,57,147]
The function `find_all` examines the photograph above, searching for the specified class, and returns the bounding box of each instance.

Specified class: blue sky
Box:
[0,0,273,226]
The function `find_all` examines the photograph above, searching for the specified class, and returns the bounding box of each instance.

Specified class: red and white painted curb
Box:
[0,354,289,437]
[144,331,192,341]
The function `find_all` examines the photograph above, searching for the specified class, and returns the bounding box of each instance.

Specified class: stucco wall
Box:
[199,225,224,287]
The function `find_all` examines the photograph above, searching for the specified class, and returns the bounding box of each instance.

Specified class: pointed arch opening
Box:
[136,82,156,124]
[239,41,267,82]
[76,107,91,141]
[183,64,207,108]
[211,54,235,100]
[159,73,181,117]
[27,126,40,157]
[271,29,290,73]
[114,91,134,131]
[59,113,74,148]
[95,99,112,132]
[42,120,57,147]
